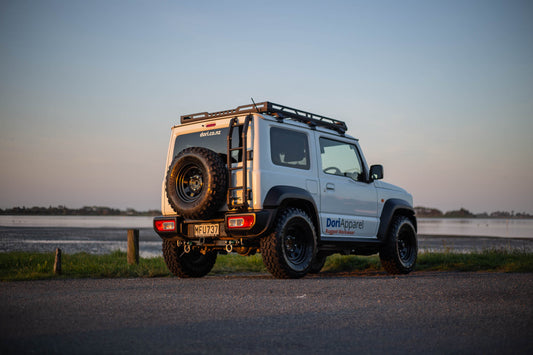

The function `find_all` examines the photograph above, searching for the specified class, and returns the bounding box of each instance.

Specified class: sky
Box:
[1,0,532,214]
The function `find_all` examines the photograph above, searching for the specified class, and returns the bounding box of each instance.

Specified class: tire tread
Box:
[162,240,217,278]
[260,208,316,279]
[379,215,417,274]
[165,147,227,219]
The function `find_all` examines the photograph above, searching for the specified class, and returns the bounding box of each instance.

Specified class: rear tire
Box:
[260,208,317,279]
[379,215,417,274]
[162,240,217,278]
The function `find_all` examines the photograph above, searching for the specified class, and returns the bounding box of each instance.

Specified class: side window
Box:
[270,127,310,170]
[320,138,364,181]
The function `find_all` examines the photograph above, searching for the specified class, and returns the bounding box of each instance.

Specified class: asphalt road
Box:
[1,273,532,355]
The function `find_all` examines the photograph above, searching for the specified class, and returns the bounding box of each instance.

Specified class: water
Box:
[1,216,532,256]
[418,218,533,239]
[0,215,162,257]
[0,215,154,228]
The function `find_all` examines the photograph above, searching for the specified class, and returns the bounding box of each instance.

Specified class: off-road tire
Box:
[166,147,227,219]
[162,240,217,278]
[379,215,417,274]
[260,208,317,279]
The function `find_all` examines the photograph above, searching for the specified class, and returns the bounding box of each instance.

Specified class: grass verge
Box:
[0,251,170,281]
[1,249,532,281]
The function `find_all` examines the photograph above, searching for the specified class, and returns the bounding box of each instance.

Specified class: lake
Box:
[2,216,532,238]
[0,215,161,257]
[1,216,532,256]
[417,218,533,239]
[0,215,154,228]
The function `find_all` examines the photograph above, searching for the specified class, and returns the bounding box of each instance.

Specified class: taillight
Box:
[155,220,176,232]
[227,214,255,229]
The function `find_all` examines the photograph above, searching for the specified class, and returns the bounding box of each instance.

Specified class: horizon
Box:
[1,204,531,217]
[1,1,532,214]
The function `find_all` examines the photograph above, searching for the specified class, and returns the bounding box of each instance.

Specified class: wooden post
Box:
[127,229,139,265]
[54,248,62,275]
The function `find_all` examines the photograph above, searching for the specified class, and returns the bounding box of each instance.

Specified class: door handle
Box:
[326,183,335,191]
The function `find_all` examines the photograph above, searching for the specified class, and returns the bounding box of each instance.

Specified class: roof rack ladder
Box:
[227,115,252,210]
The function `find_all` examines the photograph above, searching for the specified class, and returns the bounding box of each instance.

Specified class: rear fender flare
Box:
[263,185,320,232]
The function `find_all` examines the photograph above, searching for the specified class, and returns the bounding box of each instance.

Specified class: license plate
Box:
[194,223,219,237]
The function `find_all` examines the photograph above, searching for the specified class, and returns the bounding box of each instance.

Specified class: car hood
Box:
[374,180,408,194]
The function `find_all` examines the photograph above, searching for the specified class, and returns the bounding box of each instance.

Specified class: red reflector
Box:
[206,123,216,128]
[155,220,176,232]
[227,214,255,229]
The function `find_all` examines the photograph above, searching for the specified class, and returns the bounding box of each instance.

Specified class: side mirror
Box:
[369,165,383,181]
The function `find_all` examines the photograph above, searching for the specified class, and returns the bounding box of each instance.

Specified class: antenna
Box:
[251,97,259,113]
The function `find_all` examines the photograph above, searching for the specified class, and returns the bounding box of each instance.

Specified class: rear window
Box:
[174,127,243,163]
[270,127,310,170]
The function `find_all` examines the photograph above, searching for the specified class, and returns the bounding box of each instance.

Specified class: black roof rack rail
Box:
[180,101,348,134]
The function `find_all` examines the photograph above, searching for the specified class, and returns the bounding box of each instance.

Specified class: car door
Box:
[317,136,379,240]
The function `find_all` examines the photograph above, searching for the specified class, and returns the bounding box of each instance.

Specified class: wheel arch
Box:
[377,198,417,242]
[263,186,320,236]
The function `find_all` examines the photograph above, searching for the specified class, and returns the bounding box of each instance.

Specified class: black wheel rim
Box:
[176,163,204,202]
[397,225,417,266]
[283,220,313,270]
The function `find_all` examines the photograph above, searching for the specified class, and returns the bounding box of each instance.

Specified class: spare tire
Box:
[166,147,227,219]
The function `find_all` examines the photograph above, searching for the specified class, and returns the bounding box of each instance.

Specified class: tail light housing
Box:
[227,214,255,229]
[155,219,177,232]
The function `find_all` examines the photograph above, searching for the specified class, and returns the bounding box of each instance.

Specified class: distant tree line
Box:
[2,205,530,219]
[0,206,161,216]
[415,206,532,219]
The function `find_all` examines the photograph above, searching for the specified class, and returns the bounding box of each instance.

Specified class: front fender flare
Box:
[377,199,416,241]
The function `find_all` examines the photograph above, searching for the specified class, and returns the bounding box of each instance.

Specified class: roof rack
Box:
[180,101,348,134]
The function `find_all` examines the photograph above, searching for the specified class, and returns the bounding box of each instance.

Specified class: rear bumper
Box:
[153,209,275,241]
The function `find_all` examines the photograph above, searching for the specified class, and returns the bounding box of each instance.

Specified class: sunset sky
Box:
[1,0,532,214]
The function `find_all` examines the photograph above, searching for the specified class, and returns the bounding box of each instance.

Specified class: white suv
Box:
[154,101,417,279]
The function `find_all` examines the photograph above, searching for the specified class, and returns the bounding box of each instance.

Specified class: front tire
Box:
[163,240,217,278]
[260,208,317,279]
[379,215,417,274]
